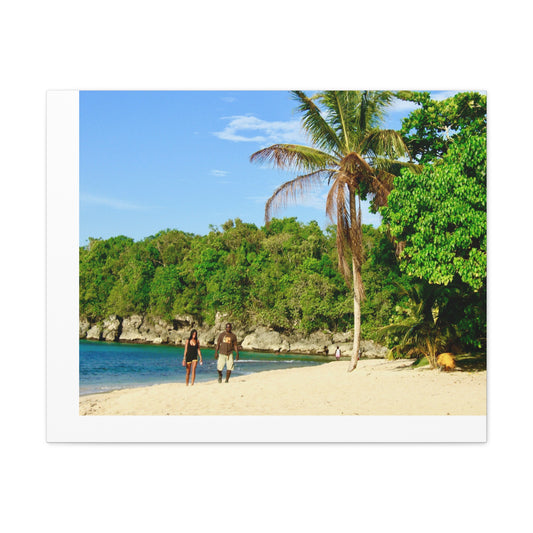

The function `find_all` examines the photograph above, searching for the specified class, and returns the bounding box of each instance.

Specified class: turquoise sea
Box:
[80,340,329,395]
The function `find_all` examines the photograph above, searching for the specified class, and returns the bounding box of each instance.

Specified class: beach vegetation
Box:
[397,90,487,164]
[376,281,458,369]
[380,91,486,358]
[381,133,486,291]
[79,219,407,340]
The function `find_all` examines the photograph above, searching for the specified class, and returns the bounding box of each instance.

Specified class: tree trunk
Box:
[427,341,437,369]
[348,258,362,372]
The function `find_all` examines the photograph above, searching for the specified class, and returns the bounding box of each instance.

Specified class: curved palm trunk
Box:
[348,257,362,372]
[426,339,438,369]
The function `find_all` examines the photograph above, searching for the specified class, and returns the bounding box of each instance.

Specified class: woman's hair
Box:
[189,329,198,341]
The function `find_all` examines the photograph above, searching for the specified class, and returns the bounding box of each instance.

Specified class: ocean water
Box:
[80,340,329,395]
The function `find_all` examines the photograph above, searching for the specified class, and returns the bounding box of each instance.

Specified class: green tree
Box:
[148,265,184,319]
[150,229,194,266]
[79,236,133,320]
[381,91,487,353]
[79,218,412,342]
[398,91,487,164]
[359,225,411,340]
[105,242,157,315]
[251,91,413,370]
[382,133,486,291]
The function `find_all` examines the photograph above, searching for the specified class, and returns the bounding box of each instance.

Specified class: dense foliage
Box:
[380,91,487,353]
[80,219,406,337]
[382,133,486,290]
[397,90,487,164]
[376,282,458,368]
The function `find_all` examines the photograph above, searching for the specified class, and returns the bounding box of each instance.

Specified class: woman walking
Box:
[182,329,202,386]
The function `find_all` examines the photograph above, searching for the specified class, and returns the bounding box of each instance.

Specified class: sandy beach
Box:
[79,358,486,416]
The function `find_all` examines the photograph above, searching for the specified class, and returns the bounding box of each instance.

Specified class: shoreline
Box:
[79,356,341,397]
[80,343,339,397]
[80,358,486,416]
[80,337,336,358]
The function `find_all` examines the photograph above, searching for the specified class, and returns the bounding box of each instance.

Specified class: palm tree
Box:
[376,282,457,369]
[250,91,415,371]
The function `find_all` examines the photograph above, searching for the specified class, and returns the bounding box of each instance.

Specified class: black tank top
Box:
[187,341,198,357]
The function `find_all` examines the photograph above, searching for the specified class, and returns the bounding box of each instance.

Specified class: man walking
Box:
[215,323,239,383]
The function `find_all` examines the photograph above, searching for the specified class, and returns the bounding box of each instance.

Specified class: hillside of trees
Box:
[80,219,411,341]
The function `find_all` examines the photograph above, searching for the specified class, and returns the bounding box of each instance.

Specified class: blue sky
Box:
[79,90,458,245]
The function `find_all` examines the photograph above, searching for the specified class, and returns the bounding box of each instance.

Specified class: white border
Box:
[46,91,486,442]
[47,91,80,439]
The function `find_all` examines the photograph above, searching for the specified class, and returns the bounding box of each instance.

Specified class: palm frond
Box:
[358,91,370,135]
[369,170,395,210]
[372,157,422,175]
[318,91,360,152]
[324,175,363,289]
[331,91,352,152]
[250,144,338,173]
[325,173,348,224]
[394,90,418,102]
[290,91,343,153]
[328,178,352,284]
[339,152,374,182]
[356,91,395,134]
[264,169,331,224]
[360,129,411,160]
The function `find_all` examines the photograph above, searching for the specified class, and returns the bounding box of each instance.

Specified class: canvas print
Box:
[77,90,486,418]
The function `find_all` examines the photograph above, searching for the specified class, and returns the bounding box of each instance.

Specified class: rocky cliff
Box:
[79,313,388,358]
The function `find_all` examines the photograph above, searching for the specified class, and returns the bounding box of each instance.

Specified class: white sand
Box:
[79,358,486,416]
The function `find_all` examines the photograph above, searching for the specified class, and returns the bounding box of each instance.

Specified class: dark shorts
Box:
[185,355,198,364]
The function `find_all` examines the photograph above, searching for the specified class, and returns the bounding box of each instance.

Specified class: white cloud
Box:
[301,192,327,211]
[390,91,471,112]
[431,90,460,101]
[81,193,149,210]
[221,96,237,103]
[431,90,486,100]
[213,115,307,144]
[389,97,420,114]
[210,169,229,177]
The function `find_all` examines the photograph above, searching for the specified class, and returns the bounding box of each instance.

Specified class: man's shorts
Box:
[217,353,234,372]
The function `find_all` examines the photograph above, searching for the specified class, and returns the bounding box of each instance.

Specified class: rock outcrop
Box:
[102,315,121,342]
[359,340,389,359]
[79,314,387,358]
[86,324,102,341]
[241,327,291,353]
[79,317,91,339]
[138,317,173,344]
[119,315,144,342]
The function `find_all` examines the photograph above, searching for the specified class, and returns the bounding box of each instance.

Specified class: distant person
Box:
[335,346,341,360]
[182,329,202,386]
[324,345,329,356]
[215,323,239,383]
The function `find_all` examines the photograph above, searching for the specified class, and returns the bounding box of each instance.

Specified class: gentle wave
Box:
[236,359,301,364]
[80,341,325,395]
